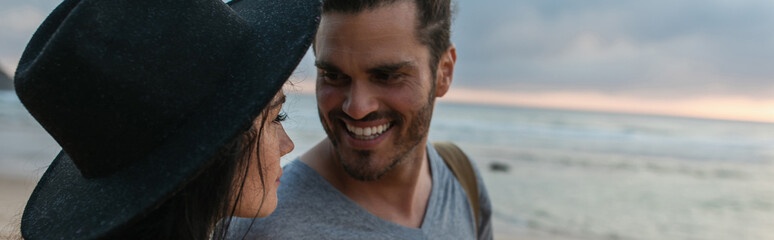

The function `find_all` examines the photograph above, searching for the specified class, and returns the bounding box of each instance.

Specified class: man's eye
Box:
[374,72,402,83]
[324,72,340,79]
[374,73,390,80]
[320,71,347,84]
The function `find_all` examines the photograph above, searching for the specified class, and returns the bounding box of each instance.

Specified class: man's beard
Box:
[318,99,434,181]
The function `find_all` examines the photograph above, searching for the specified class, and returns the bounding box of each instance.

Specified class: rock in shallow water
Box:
[490,162,510,172]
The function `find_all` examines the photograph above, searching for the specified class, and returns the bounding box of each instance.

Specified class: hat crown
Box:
[15,0,257,178]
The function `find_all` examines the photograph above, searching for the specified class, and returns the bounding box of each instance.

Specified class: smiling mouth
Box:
[345,122,392,140]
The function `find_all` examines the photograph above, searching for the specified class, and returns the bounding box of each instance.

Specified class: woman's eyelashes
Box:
[273,112,288,123]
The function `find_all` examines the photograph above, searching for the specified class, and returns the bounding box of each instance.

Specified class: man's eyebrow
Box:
[269,94,286,109]
[314,60,341,72]
[367,61,413,74]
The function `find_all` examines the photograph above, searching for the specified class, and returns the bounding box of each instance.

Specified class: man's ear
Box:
[434,45,456,98]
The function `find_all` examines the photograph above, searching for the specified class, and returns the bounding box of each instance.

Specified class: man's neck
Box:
[301,139,433,228]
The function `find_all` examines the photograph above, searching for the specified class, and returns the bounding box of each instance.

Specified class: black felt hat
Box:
[14,0,319,238]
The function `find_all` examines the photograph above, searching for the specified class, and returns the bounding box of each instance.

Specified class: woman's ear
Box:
[434,45,456,98]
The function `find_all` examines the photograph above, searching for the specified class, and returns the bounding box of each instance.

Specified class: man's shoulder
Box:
[278,160,312,186]
[427,142,485,184]
[275,160,330,201]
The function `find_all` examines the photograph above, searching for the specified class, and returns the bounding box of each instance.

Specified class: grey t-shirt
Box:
[228,143,493,240]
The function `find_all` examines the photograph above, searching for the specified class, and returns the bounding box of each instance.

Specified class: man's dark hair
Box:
[322,0,454,78]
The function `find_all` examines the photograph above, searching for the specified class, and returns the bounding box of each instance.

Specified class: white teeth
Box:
[346,123,391,140]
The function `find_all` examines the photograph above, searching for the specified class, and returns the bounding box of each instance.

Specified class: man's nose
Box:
[343,81,378,120]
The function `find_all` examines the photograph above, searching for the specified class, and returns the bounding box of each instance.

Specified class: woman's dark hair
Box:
[103,109,273,240]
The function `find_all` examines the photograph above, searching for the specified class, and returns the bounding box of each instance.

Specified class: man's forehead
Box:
[313,1,429,73]
[316,23,414,47]
[316,58,418,72]
[316,1,417,42]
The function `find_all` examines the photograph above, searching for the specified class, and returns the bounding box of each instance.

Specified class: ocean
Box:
[2,90,774,240]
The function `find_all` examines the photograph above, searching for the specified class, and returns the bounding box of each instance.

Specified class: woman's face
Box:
[233,91,294,218]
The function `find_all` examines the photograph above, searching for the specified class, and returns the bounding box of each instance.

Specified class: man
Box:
[229,0,492,239]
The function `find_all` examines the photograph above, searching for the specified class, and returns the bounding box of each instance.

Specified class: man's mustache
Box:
[327,109,403,123]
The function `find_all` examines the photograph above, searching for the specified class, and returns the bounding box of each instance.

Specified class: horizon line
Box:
[285,79,774,124]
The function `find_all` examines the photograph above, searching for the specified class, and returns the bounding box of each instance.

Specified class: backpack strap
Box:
[433,141,479,231]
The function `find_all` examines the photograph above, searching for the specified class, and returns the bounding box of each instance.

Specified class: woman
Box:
[104,91,293,240]
[13,0,319,239]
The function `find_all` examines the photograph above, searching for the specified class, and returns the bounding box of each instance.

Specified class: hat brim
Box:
[20,0,320,239]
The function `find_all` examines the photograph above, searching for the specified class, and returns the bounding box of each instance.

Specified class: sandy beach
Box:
[0,177,576,240]
[0,174,526,240]
[0,176,36,239]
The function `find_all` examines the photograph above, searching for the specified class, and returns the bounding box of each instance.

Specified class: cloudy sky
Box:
[2,0,773,122]
[453,0,774,98]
